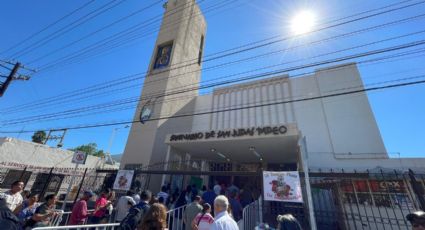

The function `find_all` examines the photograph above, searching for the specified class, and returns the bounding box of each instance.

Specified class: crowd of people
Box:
[1,179,425,229]
[0,180,61,229]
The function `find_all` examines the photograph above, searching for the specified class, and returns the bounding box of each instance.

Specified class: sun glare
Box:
[290,10,316,35]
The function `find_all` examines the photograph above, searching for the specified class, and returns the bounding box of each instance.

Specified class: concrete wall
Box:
[121,0,206,171]
[0,137,104,169]
[209,75,294,131]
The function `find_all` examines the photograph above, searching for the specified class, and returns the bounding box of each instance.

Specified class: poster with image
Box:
[72,151,87,164]
[263,171,303,203]
[113,170,134,191]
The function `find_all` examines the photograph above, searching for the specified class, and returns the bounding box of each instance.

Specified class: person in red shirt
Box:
[69,191,93,225]
[89,189,110,225]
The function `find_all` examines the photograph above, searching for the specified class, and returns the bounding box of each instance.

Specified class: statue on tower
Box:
[153,43,173,69]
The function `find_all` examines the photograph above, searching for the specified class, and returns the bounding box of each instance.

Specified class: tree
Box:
[31,130,46,144]
[69,143,105,157]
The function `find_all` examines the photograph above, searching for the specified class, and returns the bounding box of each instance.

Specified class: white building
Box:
[121,0,425,188]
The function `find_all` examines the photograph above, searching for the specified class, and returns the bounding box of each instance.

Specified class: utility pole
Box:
[43,129,67,147]
[0,62,21,97]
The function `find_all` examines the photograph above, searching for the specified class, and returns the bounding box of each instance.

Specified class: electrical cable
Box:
[0,0,96,56]
[5,26,425,116]
[5,9,425,114]
[24,0,165,65]
[34,0,226,71]
[35,0,423,74]
[2,40,425,125]
[1,75,424,133]
[8,0,126,59]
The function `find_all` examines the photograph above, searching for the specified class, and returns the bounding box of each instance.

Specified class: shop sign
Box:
[342,180,406,193]
[169,125,287,142]
[263,171,303,203]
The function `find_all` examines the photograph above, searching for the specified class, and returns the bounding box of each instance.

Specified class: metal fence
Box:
[256,169,425,230]
[242,198,261,229]
[307,169,425,230]
[33,223,120,230]
[0,164,115,206]
[2,161,425,230]
[167,204,187,230]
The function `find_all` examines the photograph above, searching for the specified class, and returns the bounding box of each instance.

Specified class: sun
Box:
[290,10,316,35]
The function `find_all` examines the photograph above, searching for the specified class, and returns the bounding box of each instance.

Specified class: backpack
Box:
[120,202,150,230]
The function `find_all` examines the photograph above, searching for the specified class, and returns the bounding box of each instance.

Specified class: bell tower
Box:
[121,0,206,174]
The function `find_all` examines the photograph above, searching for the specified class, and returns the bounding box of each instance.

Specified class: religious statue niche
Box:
[153,42,173,69]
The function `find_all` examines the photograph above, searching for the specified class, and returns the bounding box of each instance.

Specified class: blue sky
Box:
[0,0,424,158]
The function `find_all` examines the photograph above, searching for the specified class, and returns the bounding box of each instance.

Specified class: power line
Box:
[34,0,425,97]
[3,50,425,126]
[1,76,424,133]
[8,0,126,59]
[24,0,165,65]
[3,39,425,124]
[34,0,224,71]
[0,0,96,56]
[35,0,422,74]
[0,59,36,73]
[5,69,425,127]
[3,31,425,121]
[4,26,425,116]
[3,6,423,114]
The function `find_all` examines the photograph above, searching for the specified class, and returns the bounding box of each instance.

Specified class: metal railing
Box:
[50,210,64,226]
[55,209,95,226]
[35,205,187,230]
[242,199,261,230]
[33,223,120,230]
[167,204,187,230]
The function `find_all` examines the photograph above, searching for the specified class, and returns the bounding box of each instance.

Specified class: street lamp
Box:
[103,125,130,167]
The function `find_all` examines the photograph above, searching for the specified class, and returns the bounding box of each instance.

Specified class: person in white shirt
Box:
[132,193,141,204]
[114,191,136,222]
[0,180,24,211]
[211,195,239,230]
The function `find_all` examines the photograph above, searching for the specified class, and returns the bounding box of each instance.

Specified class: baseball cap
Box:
[406,211,425,221]
[84,190,94,197]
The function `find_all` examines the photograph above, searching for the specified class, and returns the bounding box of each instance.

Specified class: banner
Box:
[263,171,303,203]
[113,170,134,191]
[71,151,87,164]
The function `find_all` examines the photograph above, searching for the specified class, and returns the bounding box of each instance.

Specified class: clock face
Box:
[153,43,173,69]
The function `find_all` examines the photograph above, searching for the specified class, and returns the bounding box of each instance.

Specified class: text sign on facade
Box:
[263,171,303,203]
[169,125,287,142]
[113,170,134,191]
[71,151,87,165]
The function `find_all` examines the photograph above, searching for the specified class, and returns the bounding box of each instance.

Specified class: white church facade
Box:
[118,0,425,228]
[121,0,425,183]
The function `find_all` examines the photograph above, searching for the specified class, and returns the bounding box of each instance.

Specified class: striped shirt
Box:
[193,212,214,230]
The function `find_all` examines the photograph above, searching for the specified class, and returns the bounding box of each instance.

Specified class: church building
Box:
[121,0,424,186]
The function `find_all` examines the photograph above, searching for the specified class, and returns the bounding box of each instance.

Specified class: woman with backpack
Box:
[191,203,214,230]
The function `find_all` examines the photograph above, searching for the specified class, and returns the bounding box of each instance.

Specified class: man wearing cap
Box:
[69,191,93,225]
[407,211,425,230]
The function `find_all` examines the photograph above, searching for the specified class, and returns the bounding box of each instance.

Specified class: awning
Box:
[165,124,300,163]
